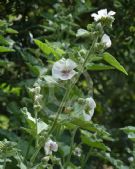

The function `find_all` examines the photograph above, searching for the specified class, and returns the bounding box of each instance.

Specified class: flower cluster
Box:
[91,9,115,24]
[91,9,116,49]
[29,85,43,112]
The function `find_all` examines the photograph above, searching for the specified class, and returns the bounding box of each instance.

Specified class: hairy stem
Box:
[30,38,97,165]
[35,110,38,147]
[64,127,78,167]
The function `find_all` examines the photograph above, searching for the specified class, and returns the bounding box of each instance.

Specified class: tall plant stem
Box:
[30,38,97,165]
[81,148,92,168]
[64,127,78,168]
[47,37,97,136]
[35,110,38,147]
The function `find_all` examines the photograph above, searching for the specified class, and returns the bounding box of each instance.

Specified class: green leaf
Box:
[0,60,14,68]
[81,134,110,151]
[103,52,128,75]
[76,28,90,37]
[26,63,40,76]
[121,126,135,133]
[87,63,114,71]
[5,28,18,34]
[37,120,48,134]
[60,145,70,157]
[0,46,15,52]
[90,56,102,62]
[128,133,135,141]
[70,118,112,141]
[34,39,65,59]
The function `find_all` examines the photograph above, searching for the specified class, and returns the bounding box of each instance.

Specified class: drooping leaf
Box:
[103,52,128,75]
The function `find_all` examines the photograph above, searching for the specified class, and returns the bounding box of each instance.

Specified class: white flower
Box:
[84,97,96,121]
[91,9,116,22]
[101,34,111,48]
[52,58,77,80]
[86,97,96,110]
[74,147,82,157]
[44,139,58,155]
[128,156,134,162]
[83,109,95,121]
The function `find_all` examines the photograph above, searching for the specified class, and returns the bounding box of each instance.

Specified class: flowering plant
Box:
[0,2,130,169]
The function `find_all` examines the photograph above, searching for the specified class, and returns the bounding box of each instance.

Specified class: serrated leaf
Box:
[103,52,128,75]
[0,46,15,52]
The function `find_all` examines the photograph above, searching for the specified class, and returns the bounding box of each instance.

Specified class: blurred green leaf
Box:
[0,46,14,52]
[81,134,110,151]
[34,39,65,59]
[5,28,18,34]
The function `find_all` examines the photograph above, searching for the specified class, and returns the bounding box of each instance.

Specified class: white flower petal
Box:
[66,59,77,69]
[91,13,100,21]
[98,9,107,17]
[83,112,91,121]
[91,9,116,22]
[108,11,116,16]
[101,34,111,48]
[83,108,95,121]
[86,97,96,110]
[52,68,61,79]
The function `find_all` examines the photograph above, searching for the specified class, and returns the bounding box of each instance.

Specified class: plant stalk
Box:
[30,37,97,165]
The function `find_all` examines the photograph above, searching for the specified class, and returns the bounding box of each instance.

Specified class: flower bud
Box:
[42,156,50,162]
[78,98,85,104]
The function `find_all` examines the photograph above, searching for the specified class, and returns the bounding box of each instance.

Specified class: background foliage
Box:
[0,0,135,168]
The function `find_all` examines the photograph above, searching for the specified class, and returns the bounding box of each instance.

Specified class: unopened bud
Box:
[78,98,85,104]
[42,156,50,162]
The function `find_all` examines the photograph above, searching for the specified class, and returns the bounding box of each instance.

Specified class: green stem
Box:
[35,110,38,147]
[3,157,6,169]
[81,148,92,168]
[64,127,78,168]
[30,38,97,165]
